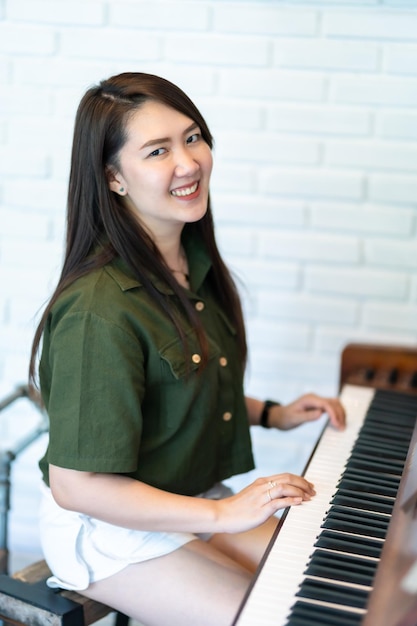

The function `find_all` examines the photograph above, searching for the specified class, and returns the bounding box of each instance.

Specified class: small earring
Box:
[119,187,125,193]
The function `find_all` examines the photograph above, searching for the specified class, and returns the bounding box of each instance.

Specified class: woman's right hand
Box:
[214,474,316,534]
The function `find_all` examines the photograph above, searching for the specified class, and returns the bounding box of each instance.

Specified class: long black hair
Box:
[29,72,247,386]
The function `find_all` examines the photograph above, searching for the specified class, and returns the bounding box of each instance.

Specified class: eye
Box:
[186,133,200,145]
[148,147,167,158]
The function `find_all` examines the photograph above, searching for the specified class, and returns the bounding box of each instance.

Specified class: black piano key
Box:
[334,487,395,506]
[347,452,404,472]
[306,550,377,581]
[353,442,408,461]
[331,492,395,515]
[336,477,398,498]
[337,468,401,489]
[315,529,383,558]
[326,506,390,530]
[323,515,386,539]
[286,601,363,625]
[305,559,375,586]
[295,579,369,609]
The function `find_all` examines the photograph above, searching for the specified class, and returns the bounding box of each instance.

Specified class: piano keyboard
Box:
[234,384,417,626]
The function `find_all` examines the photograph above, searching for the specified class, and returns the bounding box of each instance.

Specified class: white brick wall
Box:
[1,0,417,556]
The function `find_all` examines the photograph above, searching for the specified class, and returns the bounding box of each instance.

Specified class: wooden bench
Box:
[0,557,129,625]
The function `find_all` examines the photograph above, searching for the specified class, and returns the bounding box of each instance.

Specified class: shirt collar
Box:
[103,231,212,295]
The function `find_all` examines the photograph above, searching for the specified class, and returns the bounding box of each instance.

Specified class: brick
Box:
[109,1,210,31]
[268,105,372,136]
[219,69,325,102]
[363,303,417,332]
[411,277,417,303]
[260,168,364,200]
[8,293,52,326]
[365,239,417,269]
[212,194,306,228]
[215,226,256,258]
[369,174,417,204]
[231,259,300,291]
[60,28,160,61]
[0,147,49,177]
[0,86,52,115]
[215,131,320,165]
[3,180,67,211]
[165,34,268,67]
[0,268,52,299]
[0,56,9,83]
[155,66,217,98]
[8,116,73,149]
[383,44,417,75]
[7,0,105,25]
[249,346,340,385]
[323,10,417,40]
[211,164,257,193]
[0,23,56,55]
[274,39,378,72]
[325,140,417,172]
[246,319,310,350]
[258,292,358,325]
[1,239,62,270]
[306,267,408,299]
[14,57,122,87]
[311,202,414,236]
[316,327,415,354]
[0,208,50,239]
[376,111,417,140]
[213,5,318,36]
[199,99,263,131]
[331,75,417,106]
[260,231,359,263]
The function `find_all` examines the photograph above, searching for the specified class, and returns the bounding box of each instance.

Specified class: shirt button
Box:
[223,411,232,422]
[195,301,205,312]
[191,353,201,364]
[219,357,228,367]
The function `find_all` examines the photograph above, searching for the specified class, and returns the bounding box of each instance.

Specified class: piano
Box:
[233,343,417,626]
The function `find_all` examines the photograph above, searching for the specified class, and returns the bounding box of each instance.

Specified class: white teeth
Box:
[171,182,198,197]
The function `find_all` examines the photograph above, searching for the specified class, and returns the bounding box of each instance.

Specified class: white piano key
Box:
[235,385,375,626]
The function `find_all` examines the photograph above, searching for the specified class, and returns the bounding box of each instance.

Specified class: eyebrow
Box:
[139,122,199,150]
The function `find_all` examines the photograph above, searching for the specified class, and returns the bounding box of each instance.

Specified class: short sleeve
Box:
[42,310,145,473]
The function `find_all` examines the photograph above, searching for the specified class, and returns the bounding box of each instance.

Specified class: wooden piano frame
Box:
[340,342,417,395]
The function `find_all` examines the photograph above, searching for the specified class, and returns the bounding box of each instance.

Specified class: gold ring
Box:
[267,489,272,502]
[268,481,276,488]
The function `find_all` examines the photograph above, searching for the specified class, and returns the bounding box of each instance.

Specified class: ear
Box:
[106,166,127,196]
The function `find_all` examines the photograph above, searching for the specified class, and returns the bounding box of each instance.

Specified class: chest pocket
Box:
[159,327,221,380]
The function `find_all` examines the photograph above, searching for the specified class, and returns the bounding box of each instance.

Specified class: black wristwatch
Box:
[260,400,280,429]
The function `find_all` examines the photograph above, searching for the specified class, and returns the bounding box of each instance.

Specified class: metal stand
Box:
[0,385,48,575]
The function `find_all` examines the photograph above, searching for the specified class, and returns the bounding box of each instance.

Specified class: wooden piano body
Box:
[234,343,417,626]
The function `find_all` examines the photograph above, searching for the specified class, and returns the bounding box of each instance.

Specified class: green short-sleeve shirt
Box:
[39,236,255,496]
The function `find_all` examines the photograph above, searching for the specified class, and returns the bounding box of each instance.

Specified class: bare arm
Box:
[49,463,315,536]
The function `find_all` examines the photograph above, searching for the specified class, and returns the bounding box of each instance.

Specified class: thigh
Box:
[82,538,252,626]
[209,515,279,573]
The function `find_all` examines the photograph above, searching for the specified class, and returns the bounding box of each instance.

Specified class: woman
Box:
[29,72,345,626]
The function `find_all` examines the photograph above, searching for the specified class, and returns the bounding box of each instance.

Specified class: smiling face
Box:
[108,99,213,240]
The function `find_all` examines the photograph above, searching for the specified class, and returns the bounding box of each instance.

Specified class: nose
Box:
[174,147,199,178]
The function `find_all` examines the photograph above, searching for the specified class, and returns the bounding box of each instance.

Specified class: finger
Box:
[325,399,346,430]
[267,475,316,498]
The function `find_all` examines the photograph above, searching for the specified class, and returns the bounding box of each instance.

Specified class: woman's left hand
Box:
[269,393,346,431]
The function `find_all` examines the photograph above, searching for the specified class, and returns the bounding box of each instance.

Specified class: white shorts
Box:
[39,481,233,591]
